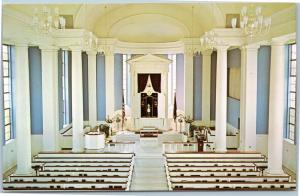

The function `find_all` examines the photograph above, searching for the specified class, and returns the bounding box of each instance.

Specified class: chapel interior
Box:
[0,2,298,192]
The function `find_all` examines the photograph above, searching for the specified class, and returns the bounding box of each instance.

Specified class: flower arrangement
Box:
[184,115,194,124]
[105,115,113,124]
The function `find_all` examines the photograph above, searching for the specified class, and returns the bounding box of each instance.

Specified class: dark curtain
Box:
[138,74,148,93]
[137,73,161,93]
[150,74,161,93]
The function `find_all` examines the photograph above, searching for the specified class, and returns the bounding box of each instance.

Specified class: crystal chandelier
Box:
[240,5,272,38]
[200,31,216,50]
[32,7,66,34]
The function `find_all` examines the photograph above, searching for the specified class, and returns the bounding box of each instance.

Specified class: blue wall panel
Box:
[256,46,271,134]
[227,49,241,129]
[176,54,184,110]
[114,54,123,111]
[227,97,240,128]
[96,53,106,120]
[28,47,43,135]
[82,52,89,121]
[193,54,202,120]
[210,51,217,120]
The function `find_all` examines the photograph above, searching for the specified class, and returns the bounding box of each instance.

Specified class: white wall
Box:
[2,135,43,173]
[256,134,297,173]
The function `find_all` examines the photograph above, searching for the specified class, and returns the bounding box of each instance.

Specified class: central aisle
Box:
[130,138,169,191]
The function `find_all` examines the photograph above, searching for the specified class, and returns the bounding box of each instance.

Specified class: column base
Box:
[215,148,227,153]
[72,148,84,153]
[15,168,34,176]
[264,168,286,176]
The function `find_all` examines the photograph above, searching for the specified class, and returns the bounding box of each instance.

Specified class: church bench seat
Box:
[170,181,296,190]
[43,166,131,172]
[164,152,264,158]
[167,162,264,167]
[168,171,261,177]
[167,166,256,172]
[3,181,128,190]
[39,171,130,177]
[32,161,132,167]
[169,176,290,183]
[33,158,133,162]
[9,176,129,183]
[36,152,134,158]
[166,158,266,162]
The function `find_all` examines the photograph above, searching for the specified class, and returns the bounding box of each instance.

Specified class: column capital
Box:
[215,45,230,51]
[86,50,97,56]
[241,43,260,50]
[98,45,114,56]
[201,49,213,56]
[69,45,83,52]
[271,39,285,46]
[184,46,194,56]
[39,45,59,52]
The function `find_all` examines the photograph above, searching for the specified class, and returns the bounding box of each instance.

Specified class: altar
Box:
[134,118,166,130]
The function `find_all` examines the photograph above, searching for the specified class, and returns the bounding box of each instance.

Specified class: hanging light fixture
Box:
[240,5,272,38]
[32,6,66,34]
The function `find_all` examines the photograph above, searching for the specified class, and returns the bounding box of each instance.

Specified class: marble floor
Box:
[130,138,169,191]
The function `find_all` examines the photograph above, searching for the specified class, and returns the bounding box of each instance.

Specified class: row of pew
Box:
[164,152,296,191]
[3,152,135,191]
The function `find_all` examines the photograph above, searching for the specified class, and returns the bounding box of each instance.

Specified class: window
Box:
[122,54,131,105]
[61,50,70,127]
[2,45,12,142]
[287,43,297,142]
[168,54,177,109]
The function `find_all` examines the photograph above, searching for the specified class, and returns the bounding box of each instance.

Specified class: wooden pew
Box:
[32,161,132,167]
[36,152,134,158]
[3,181,128,190]
[171,181,296,190]
[169,175,290,183]
[167,166,256,172]
[9,175,129,183]
[168,170,261,177]
[164,152,265,158]
[42,166,131,172]
[38,171,130,177]
[166,162,266,167]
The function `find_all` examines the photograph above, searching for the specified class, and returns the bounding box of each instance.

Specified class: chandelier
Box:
[240,5,272,38]
[200,31,216,50]
[32,7,66,34]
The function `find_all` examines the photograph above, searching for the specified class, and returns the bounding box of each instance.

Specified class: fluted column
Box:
[71,46,84,152]
[266,40,286,175]
[40,46,59,151]
[104,47,115,117]
[184,46,194,117]
[15,44,32,174]
[87,50,97,127]
[201,49,213,126]
[239,45,259,151]
[215,45,229,152]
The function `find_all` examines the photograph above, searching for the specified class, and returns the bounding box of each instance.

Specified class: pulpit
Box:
[85,132,105,150]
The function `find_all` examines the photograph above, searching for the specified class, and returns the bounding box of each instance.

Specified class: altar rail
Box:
[106,142,136,153]
[162,142,214,153]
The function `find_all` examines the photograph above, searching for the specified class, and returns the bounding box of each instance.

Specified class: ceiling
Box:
[4,3,294,43]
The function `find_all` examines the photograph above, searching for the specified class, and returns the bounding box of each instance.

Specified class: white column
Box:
[184,47,194,117]
[239,45,259,151]
[40,46,59,151]
[266,40,285,175]
[201,49,213,126]
[105,49,115,117]
[71,47,84,152]
[215,45,229,152]
[15,44,32,174]
[87,51,97,127]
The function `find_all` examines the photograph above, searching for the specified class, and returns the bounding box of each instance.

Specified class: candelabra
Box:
[240,5,271,38]
[200,31,216,50]
[32,7,66,34]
